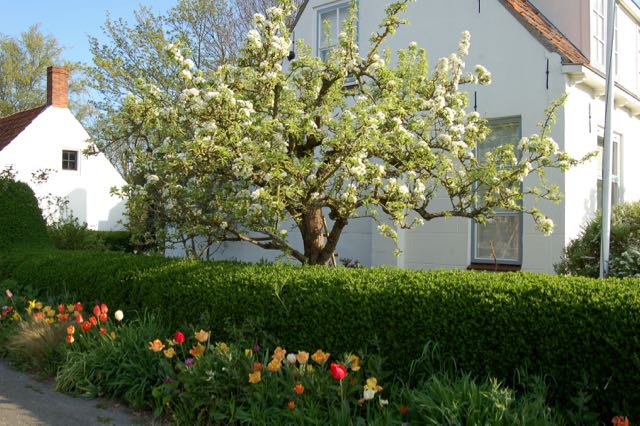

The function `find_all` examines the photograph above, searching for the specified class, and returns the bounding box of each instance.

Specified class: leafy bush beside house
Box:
[555,201,640,277]
[2,248,639,417]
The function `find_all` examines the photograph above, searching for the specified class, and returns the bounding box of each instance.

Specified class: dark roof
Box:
[292,0,588,65]
[499,0,588,64]
[0,106,46,152]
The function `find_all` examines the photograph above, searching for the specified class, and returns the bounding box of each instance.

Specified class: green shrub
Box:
[0,177,50,249]
[90,231,133,252]
[1,248,639,418]
[48,218,106,251]
[555,201,640,277]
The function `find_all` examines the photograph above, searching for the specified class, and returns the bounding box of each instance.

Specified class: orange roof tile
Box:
[499,0,588,64]
[0,106,46,152]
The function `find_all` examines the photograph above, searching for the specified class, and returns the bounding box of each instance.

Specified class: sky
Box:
[0,0,177,65]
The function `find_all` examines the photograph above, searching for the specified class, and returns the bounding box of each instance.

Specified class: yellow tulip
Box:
[349,354,361,372]
[163,347,176,359]
[272,346,286,362]
[267,358,282,372]
[189,343,206,358]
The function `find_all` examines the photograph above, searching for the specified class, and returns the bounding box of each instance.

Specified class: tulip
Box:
[287,400,295,410]
[272,346,286,362]
[296,351,309,365]
[348,354,361,371]
[173,331,185,344]
[100,303,108,314]
[293,383,305,395]
[399,405,409,415]
[194,329,210,343]
[114,310,124,321]
[311,349,330,365]
[74,302,83,312]
[267,358,282,372]
[66,335,74,344]
[81,321,92,332]
[613,417,630,426]
[252,362,263,372]
[189,343,205,357]
[248,370,262,384]
[148,339,165,352]
[57,304,65,313]
[99,327,107,335]
[363,388,376,401]
[330,363,348,381]
[5,289,12,298]
[286,353,297,365]
[75,314,84,324]
[66,325,75,335]
[89,316,98,326]
[163,347,176,358]
[99,313,108,323]
[93,305,101,317]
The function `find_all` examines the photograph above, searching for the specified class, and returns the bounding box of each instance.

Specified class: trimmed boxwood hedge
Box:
[0,178,50,249]
[1,248,639,417]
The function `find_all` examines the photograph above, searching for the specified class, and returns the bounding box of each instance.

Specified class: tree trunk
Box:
[301,207,327,265]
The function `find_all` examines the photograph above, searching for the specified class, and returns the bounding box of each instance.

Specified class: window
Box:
[637,26,640,91]
[317,3,353,62]
[596,132,621,210]
[471,118,523,265]
[62,150,78,170]
[592,0,606,68]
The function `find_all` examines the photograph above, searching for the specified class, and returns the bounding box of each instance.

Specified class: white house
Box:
[0,66,127,230]
[171,0,640,274]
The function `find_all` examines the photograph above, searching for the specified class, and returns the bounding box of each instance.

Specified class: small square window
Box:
[62,150,78,170]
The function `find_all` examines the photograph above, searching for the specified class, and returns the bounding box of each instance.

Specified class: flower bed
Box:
[0,286,575,423]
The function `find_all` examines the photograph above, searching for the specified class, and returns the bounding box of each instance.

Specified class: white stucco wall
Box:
[0,106,127,230]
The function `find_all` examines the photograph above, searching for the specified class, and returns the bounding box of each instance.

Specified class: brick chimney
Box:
[46,66,69,108]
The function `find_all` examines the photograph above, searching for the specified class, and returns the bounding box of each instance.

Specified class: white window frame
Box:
[61,149,79,171]
[471,117,524,266]
[637,26,640,91]
[596,130,622,210]
[316,2,357,63]
[592,0,606,69]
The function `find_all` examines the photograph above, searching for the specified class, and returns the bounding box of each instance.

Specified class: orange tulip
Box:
[311,349,330,365]
[66,325,75,335]
[189,343,205,358]
[287,400,296,410]
[148,339,165,352]
[248,370,262,384]
[296,351,309,365]
[293,383,305,395]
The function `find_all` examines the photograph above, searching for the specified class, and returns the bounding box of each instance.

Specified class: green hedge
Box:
[0,178,50,249]
[1,248,639,418]
[90,231,133,252]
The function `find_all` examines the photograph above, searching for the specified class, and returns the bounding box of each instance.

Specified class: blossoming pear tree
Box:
[118,0,587,264]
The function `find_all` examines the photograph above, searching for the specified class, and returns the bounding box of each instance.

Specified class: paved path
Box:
[0,360,150,425]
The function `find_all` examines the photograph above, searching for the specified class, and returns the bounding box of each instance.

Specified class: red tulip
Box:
[82,321,92,332]
[57,304,65,313]
[75,314,84,324]
[99,313,108,323]
[330,363,348,381]
[99,327,107,335]
[93,305,101,317]
[75,302,83,312]
[173,331,185,344]
[89,316,98,326]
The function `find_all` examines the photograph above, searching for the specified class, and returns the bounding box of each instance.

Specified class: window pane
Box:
[476,215,521,261]
[339,6,350,32]
[478,119,519,160]
[612,140,618,176]
[320,10,337,48]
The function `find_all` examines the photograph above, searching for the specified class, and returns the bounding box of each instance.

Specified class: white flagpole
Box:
[600,0,617,278]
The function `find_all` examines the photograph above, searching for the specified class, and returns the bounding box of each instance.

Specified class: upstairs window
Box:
[318,3,353,62]
[592,0,606,68]
[62,150,78,171]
